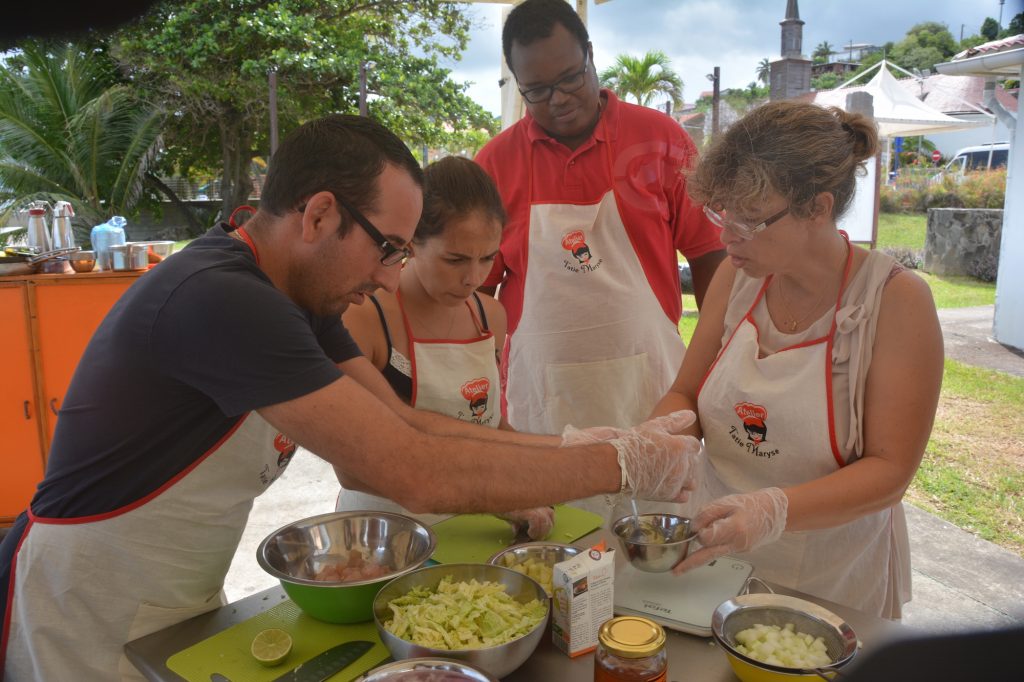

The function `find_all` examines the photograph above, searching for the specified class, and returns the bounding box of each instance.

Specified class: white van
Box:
[936,142,1010,182]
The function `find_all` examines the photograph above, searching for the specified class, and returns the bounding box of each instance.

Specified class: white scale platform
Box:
[613,557,754,637]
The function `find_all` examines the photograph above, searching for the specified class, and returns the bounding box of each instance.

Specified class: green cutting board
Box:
[430,504,604,564]
[166,599,390,682]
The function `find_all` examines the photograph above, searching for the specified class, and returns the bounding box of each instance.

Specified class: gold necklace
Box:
[775,276,826,332]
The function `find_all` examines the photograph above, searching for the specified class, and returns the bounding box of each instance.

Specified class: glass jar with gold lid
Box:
[594,616,667,682]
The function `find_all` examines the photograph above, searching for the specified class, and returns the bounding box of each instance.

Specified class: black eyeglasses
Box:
[517,55,590,104]
[703,205,790,240]
[333,196,411,266]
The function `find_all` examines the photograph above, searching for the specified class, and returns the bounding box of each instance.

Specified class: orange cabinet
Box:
[1,271,141,526]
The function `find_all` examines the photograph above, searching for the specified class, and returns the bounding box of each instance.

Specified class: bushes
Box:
[882,247,923,270]
[882,169,1006,213]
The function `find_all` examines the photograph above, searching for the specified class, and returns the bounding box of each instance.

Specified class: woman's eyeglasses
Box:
[703,205,789,240]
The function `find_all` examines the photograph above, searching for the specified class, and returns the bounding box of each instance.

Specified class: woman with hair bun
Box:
[649,101,943,618]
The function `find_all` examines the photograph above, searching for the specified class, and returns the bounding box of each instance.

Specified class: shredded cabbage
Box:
[383,576,547,650]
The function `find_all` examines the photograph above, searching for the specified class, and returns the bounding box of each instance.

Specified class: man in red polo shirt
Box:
[476,0,724,438]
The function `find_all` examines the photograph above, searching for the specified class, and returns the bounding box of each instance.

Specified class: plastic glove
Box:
[672,487,789,575]
[560,410,697,446]
[610,426,703,502]
[496,506,555,541]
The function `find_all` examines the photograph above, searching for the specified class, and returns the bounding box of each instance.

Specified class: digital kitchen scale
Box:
[613,557,754,637]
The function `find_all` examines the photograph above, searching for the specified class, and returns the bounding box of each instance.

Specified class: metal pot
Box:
[111,243,149,271]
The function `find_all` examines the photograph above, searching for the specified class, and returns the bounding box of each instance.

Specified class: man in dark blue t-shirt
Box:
[0,114,700,680]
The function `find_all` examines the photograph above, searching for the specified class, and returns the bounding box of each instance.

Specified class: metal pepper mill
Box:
[51,201,76,250]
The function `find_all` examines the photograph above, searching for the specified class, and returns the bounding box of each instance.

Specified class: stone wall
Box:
[924,208,1003,278]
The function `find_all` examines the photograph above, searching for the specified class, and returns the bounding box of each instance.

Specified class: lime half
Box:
[251,628,292,667]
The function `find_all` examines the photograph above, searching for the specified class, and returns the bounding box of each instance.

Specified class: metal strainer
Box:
[712,593,859,681]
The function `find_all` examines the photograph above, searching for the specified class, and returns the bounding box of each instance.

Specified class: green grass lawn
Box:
[876,212,927,250]
[906,360,1024,555]
[877,212,995,308]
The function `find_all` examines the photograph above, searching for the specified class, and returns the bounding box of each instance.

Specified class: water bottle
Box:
[91,216,127,270]
[26,201,51,252]
[51,201,76,250]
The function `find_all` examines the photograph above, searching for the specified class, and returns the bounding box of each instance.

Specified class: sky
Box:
[444,0,1014,117]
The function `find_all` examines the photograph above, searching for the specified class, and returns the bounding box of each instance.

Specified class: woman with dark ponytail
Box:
[650,101,944,619]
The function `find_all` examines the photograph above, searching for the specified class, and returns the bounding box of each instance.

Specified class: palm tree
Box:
[599,51,683,110]
[756,57,771,86]
[0,42,165,243]
[813,41,834,63]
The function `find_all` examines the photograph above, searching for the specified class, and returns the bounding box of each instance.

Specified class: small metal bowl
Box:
[356,657,498,682]
[712,593,859,681]
[612,513,697,573]
[69,250,96,273]
[257,511,436,624]
[486,542,582,597]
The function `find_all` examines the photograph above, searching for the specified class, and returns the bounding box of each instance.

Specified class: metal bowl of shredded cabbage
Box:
[373,563,549,679]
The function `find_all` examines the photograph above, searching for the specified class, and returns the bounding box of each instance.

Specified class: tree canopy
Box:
[0,41,164,241]
[599,51,683,109]
[113,0,497,225]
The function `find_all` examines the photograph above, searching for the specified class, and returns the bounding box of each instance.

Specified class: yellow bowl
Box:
[711,593,858,682]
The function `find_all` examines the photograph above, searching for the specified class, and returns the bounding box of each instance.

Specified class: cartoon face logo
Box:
[561,230,592,264]
[460,378,490,421]
[273,433,297,468]
[734,402,768,445]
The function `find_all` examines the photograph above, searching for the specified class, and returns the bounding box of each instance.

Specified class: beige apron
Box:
[504,121,684,518]
[336,292,500,524]
[697,239,906,617]
[4,413,293,681]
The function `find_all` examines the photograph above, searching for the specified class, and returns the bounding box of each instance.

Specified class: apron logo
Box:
[262,433,297,485]
[561,230,603,273]
[459,377,492,424]
[729,402,779,458]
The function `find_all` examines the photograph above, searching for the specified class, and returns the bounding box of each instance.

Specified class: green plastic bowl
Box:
[257,511,436,623]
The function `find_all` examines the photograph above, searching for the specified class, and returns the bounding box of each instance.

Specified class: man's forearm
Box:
[401,402,560,447]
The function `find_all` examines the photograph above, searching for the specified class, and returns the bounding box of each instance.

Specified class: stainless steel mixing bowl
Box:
[257,511,435,623]
[612,512,697,572]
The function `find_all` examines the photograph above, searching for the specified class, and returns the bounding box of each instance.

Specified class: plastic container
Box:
[91,216,127,270]
[594,617,667,682]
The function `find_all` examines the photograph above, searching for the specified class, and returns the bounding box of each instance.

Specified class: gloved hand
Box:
[560,410,697,446]
[496,506,555,541]
[672,487,789,575]
[610,426,703,502]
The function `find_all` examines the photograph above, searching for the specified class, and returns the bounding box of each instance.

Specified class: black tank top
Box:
[370,293,490,403]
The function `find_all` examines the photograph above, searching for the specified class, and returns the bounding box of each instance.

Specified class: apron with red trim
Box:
[336,291,500,524]
[505,120,684,435]
[697,239,902,616]
[504,121,684,518]
[3,413,292,681]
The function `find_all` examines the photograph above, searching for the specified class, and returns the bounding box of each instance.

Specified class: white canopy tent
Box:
[814,61,987,137]
[812,61,986,244]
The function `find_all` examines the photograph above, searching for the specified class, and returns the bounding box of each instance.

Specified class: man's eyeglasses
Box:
[703,205,790,240]
[517,55,590,104]
[334,196,411,266]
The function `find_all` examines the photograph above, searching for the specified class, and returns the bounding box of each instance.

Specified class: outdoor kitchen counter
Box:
[125,530,907,681]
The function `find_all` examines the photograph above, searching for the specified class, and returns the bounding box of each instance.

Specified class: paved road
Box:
[937,305,1024,378]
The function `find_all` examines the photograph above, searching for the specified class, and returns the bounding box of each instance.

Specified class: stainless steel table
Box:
[126,531,906,681]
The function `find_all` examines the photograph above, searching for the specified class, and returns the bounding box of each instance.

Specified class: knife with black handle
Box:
[270,640,375,682]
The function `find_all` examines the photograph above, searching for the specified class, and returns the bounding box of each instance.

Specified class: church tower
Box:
[769,0,812,100]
